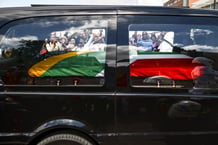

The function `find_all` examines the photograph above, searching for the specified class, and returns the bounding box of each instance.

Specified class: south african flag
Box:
[28,51,105,77]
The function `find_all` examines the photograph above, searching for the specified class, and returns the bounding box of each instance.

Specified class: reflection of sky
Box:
[2,19,107,40]
[184,45,218,53]
[0,19,108,49]
[129,24,218,52]
[1,36,38,49]
[0,0,164,7]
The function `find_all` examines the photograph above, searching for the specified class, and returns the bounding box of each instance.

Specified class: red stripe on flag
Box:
[130,58,205,80]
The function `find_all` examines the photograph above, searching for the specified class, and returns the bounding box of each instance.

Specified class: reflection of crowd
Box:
[129,31,165,52]
[40,29,105,55]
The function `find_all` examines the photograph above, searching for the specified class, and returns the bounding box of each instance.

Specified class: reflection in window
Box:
[0,18,107,86]
[129,24,218,92]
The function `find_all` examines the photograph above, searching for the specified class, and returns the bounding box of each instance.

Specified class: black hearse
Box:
[0,5,218,145]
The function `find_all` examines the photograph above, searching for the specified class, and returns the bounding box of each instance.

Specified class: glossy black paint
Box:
[0,5,218,145]
[0,91,116,144]
[115,13,218,144]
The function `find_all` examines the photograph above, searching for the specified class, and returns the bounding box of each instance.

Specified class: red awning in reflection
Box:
[130,58,204,80]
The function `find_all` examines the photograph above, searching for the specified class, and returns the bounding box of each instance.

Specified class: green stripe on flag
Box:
[28,51,105,77]
[41,54,104,77]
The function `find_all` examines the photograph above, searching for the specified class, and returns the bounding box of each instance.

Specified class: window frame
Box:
[0,15,117,91]
[117,14,218,94]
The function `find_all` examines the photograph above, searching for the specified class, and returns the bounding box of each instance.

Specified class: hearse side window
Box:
[129,24,218,90]
[0,17,108,86]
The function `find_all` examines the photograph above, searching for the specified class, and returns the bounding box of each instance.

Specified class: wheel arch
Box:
[28,119,98,145]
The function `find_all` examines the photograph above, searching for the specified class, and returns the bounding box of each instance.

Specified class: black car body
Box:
[0,5,218,145]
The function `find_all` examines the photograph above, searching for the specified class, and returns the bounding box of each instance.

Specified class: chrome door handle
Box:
[0,79,5,91]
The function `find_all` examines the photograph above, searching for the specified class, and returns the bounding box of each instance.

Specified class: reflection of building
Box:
[192,0,218,9]
[164,0,199,7]
[164,0,218,9]
[164,0,183,7]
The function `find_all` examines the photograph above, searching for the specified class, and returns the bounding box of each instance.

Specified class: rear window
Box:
[129,24,218,89]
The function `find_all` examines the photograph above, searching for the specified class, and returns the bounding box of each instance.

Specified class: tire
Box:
[37,132,94,145]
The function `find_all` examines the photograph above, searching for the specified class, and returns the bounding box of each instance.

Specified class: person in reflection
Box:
[130,31,138,46]
[151,34,159,51]
[46,36,62,52]
[40,38,49,55]
[191,57,218,88]
[158,32,174,52]
[137,32,153,52]
[59,36,68,51]
[66,38,76,51]
[73,38,85,51]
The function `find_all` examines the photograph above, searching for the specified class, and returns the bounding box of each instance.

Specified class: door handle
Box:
[0,79,5,91]
[168,100,202,118]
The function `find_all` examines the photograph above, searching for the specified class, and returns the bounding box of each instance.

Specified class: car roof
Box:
[0,5,218,27]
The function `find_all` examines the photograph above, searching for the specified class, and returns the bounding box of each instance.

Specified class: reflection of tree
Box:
[1,40,44,85]
[17,40,44,66]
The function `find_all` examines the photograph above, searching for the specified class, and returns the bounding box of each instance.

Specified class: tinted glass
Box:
[0,17,108,86]
[129,22,218,92]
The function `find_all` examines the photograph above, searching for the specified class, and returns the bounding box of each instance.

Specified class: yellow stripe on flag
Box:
[28,51,91,77]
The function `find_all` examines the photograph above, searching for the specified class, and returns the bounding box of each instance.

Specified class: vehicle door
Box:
[116,14,218,145]
[0,14,117,144]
